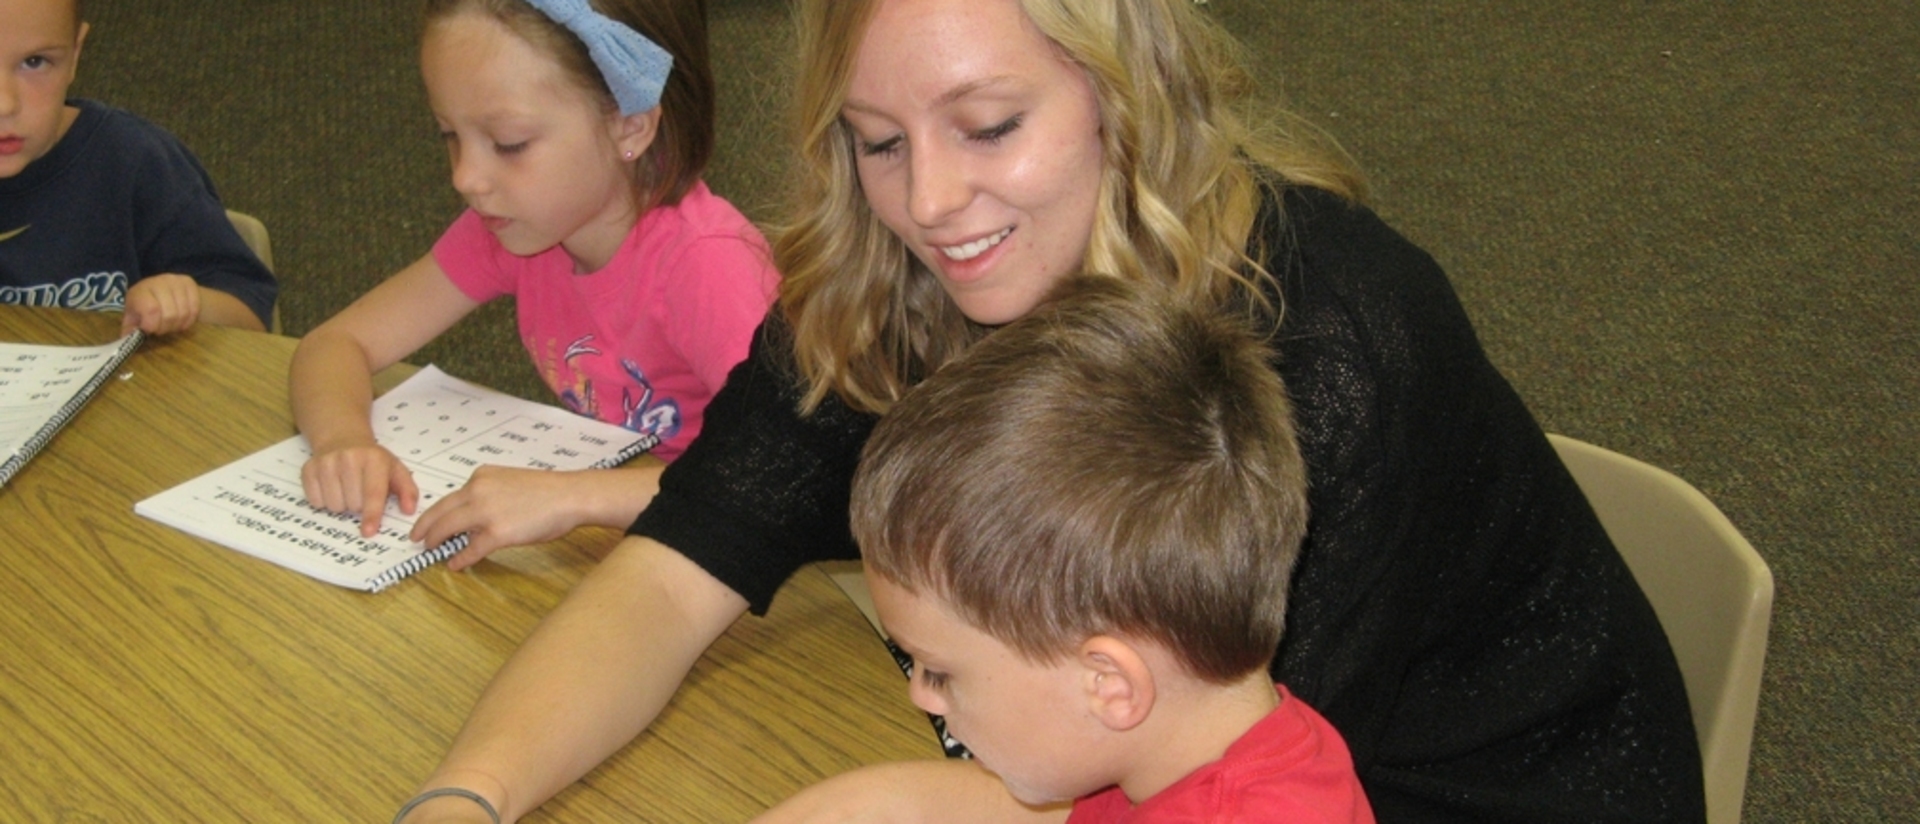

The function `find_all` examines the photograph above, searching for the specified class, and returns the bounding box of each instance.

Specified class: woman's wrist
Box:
[400,768,513,824]
[393,787,500,824]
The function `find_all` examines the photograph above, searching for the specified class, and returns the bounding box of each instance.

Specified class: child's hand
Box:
[301,443,420,537]
[121,274,203,335]
[410,466,592,569]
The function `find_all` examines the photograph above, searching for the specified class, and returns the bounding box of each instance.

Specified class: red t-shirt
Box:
[1067,685,1374,823]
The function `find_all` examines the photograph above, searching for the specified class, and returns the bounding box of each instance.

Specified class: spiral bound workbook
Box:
[0,331,143,490]
[134,365,656,592]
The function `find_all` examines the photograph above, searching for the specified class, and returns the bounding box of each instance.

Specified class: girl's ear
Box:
[1080,635,1155,732]
[613,106,662,163]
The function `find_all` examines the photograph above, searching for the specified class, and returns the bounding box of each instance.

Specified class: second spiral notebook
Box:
[134,365,656,592]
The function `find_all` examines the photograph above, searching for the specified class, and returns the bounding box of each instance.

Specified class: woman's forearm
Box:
[421,535,750,822]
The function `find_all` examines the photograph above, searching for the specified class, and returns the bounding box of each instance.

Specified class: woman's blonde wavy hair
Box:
[774,0,1364,415]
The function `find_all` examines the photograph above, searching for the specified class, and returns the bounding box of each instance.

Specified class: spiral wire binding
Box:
[0,331,143,488]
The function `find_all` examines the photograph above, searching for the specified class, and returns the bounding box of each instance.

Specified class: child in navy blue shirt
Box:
[0,0,277,334]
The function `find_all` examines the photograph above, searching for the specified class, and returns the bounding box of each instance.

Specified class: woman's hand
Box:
[300,440,419,537]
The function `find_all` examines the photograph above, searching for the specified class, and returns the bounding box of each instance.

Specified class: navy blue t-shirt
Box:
[0,99,277,327]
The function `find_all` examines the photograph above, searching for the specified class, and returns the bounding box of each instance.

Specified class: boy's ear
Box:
[613,106,662,163]
[70,21,89,71]
[1079,635,1155,732]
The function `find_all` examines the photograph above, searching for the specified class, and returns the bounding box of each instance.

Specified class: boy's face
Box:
[866,569,1117,806]
[0,0,86,178]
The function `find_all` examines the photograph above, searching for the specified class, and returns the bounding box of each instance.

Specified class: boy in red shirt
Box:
[764,277,1375,823]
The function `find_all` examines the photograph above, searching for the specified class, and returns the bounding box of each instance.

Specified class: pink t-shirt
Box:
[1067,685,1375,823]
[432,181,777,461]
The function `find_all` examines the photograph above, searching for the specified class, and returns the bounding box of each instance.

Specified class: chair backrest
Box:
[225,210,273,271]
[1547,433,1773,824]
[224,210,280,333]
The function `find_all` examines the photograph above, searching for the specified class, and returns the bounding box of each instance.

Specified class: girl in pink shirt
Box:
[290,0,773,569]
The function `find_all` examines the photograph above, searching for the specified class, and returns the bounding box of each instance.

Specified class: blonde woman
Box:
[404,1,1703,822]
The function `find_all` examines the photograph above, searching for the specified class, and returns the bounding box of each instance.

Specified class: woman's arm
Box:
[752,761,1070,824]
[289,254,480,534]
[410,534,751,822]
[395,310,879,820]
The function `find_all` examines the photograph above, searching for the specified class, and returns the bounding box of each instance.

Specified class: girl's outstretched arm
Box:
[409,535,751,822]
[290,254,481,535]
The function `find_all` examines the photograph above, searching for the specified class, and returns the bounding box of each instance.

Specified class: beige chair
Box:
[1548,433,1773,824]
[225,209,281,333]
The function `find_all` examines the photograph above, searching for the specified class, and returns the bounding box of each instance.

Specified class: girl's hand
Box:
[300,442,419,537]
[121,274,203,335]
[409,466,594,569]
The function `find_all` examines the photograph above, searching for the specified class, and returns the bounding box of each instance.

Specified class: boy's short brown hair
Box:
[852,276,1309,683]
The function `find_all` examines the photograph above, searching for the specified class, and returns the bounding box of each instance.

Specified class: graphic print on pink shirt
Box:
[544,333,682,441]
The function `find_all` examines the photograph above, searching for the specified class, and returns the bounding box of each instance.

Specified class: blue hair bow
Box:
[523,0,674,115]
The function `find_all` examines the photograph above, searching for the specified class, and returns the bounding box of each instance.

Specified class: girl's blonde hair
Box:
[774,0,1365,415]
[422,0,715,214]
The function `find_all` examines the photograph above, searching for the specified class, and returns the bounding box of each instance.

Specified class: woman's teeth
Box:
[942,227,1012,262]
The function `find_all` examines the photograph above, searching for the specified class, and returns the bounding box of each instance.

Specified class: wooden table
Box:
[0,305,938,822]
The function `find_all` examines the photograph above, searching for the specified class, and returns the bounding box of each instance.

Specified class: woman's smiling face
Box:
[842,0,1106,326]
